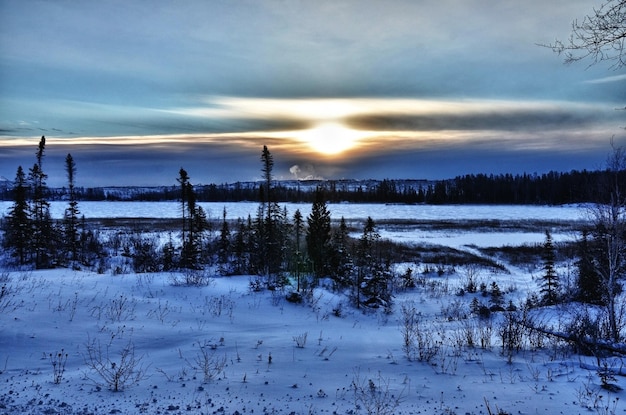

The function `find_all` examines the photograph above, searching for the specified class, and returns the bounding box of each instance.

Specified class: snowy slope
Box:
[0,203,620,414]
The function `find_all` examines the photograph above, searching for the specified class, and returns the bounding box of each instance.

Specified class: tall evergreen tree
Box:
[255,146,286,284]
[217,207,232,275]
[232,217,252,275]
[161,233,176,272]
[177,170,205,269]
[330,216,354,288]
[2,166,31,265]
[63,153,80,263]
[576,229,603,304]
[29,136,53,268]
[184,181,207,269]
[355,217,383,307]
[177,168,190,244]
[540,230,560,305]
[261,145,274,221]
[306,188,331,278]
[293,209,305,292]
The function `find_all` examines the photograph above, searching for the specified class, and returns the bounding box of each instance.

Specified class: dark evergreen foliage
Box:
[576,230,603,304]
[291,209,306,292]
[540,230,560,305]
[329,216,354,289]
[3,169,625,206]
[63,153,80,264]
[355,217,392,308]
[178,170,207,270]
[2,166,31,265]
[306,188,332,279]
[217,207,232,275]
[29,136,54,268]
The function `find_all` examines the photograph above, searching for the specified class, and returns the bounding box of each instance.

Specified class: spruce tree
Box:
[576,229,603,304]
[330,216,354,288]
[255,146,286,285]
[306,188,331,279]
[177,168,190,244]
[540,230,560,305]
[217,207,232,275]
[29,136,53,268]
[261,145,273,222]
[355,217,382,307]
[293,209,305,292]
[63,153,80,263]
[162,233,176,271]
[2,166,31,265]
[489,281,504,309]
[177,170,205,269]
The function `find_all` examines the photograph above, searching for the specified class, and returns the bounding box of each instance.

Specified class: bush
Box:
[170,269,213,287]
[83,337,147,392]
[286,291,303,303]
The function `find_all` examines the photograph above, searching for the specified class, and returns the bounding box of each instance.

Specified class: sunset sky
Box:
[1,0,624,187]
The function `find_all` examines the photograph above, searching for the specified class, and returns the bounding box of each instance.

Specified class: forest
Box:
[1,137,624,315]
[2,166,625,206]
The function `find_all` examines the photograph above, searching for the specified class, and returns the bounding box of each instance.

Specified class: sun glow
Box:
[298,122,370,155]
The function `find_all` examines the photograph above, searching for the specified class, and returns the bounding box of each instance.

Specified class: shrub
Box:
[48,349,68,384]
[351,369,405,415]
[186,341,227,383]
[293,332,308,348]
[83,337,147,392]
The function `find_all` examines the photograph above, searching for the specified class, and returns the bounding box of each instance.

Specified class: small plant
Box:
[351,369,405,415]
[170,269,213,287]
[399,301,440,363]
[83,337,147,392]
[498,311,523,362]
[484,397,510,415]
[68,292,79,322]
[186,341,227,383]
[293,332,308,348]
[48,349,68,384]
[105,294,137,322]
[0,276,24,313]
[332,301,344,317]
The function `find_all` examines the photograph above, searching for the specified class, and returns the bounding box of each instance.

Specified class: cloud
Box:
[584,74,626,84]
[1,1,622,186]
[289,164,323,180]
[289,165,301,177]
[347,106,609,132]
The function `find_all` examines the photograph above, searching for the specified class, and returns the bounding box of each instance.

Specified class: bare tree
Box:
[545,0,626,70]
[589,143,626,342]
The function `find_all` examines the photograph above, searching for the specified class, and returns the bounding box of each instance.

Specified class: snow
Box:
[1,201,587,221]
[1,203,622,415]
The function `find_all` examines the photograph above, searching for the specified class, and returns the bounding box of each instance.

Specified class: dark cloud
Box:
[347,107,614,132]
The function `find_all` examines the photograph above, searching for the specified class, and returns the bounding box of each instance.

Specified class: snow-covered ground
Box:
[1,203,621,415]
[0,201,587,221]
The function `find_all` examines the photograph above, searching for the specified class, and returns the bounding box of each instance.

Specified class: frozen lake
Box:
[0,201,587,222]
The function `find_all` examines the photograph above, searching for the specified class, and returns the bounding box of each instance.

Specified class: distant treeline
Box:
[1,169,623,205]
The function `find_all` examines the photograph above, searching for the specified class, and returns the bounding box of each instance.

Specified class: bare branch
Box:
[543,0,626,70]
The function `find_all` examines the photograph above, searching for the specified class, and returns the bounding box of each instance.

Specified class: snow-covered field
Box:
[0,201,588,222]
[1,203,621,415]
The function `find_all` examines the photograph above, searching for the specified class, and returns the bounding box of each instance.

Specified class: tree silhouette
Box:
[2,166,31,265]
[544,0,626,69]
[306,187,331,279]
[63,153,80,263]
[540,230,560,305]
[29,136,53,268]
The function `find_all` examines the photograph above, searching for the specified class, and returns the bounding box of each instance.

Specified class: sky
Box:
[0,0,624,187]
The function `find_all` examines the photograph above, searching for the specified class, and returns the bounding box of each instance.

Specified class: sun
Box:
[299,122,367,155]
